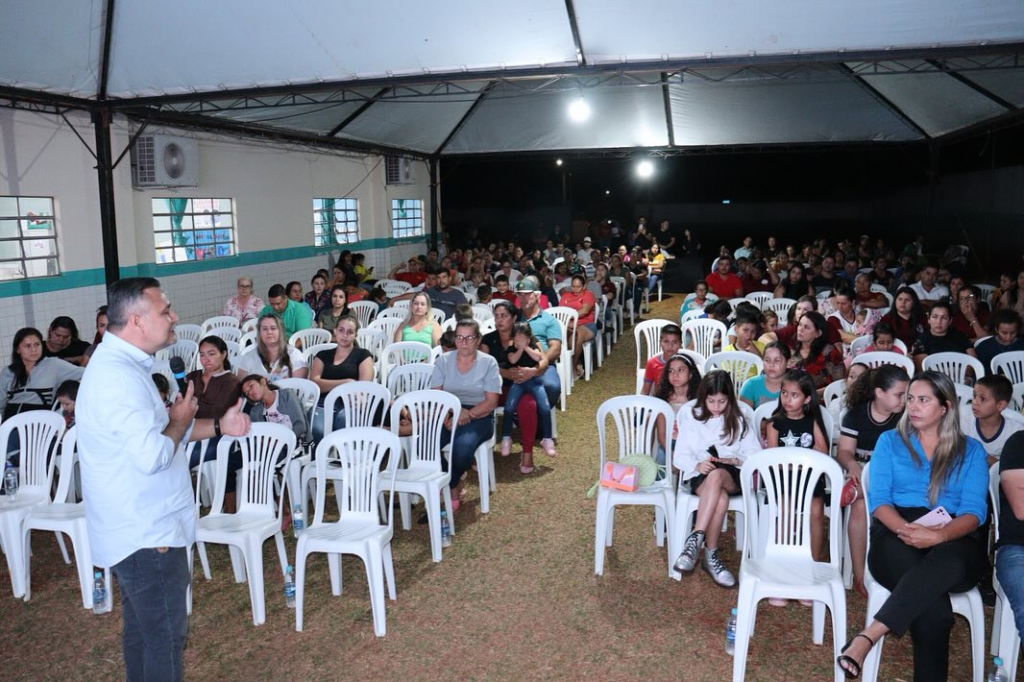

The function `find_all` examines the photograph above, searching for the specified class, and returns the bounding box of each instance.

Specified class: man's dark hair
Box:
[106,277,161,330]
[267,283,286,299]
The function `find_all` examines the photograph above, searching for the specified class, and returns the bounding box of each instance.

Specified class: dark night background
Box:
[439,122,1024,277]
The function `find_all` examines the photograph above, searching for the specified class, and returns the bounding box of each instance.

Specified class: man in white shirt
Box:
[734,236,754,261]
[576,237,593,264]
[908,263,949,310]
[78,277,250,681]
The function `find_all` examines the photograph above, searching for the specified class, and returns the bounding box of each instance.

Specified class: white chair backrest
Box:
[849,335,873,358]
[431,345,444,363]
[302,342,336,368]
[989,462,1002,541]
[922,352,985,385]
[174,324,203,345]
[347,301,379,327]
[869,284,888,294]
[745,291,774,310]
[479,319,495,336]
[680,308,705,324]
[376,308,408,321]
[893,338,908,354]
[823,379,846,411]
[241,318,259,334]
[976,283,997,302]
[471,304,494,321]
[991,351,1024,385]
[53,426,79,504]
[704,351,764,394]
[274,378,320,429]
[155,339,199,371]
[386,363,436,397]
[380,280,412,298]
[547,306,579,353]
[0,411,66,496]
[955,383,975,407]
[751,400,778,444]
[323,381,390,431]
[369,317,404,342]
[764,298,796,318]
[201,316,240,336]
[289,328,331,351]
[554,280,572,295]
[311,427,400,526]
[974,335,992,349]
[1013,382,1024,412]
[215,423,295,518]
[380,341,432,385]
[151,360,179,400]
[682,318,727,360]
[740,448,843,566]
[390,390,460,471]
[595,395,673,467]
[462,290,479,305]
[204,326,242,345]
[854,351,915,376]
[634,319,671,374]
[240,330,257,350]
[728,297,749,313]
[392,300,411,312]
[441,318,458,333]
[430,308,447,324]
[356,328,388,359]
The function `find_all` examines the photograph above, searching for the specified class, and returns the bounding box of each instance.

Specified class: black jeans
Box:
[111,547,190,682]
[868,509,987,682]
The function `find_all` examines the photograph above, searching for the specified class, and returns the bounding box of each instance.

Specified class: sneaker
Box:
[541,438,557,457]
[702,547,737,588]
[673,531,704,574]
[500,437,512,457]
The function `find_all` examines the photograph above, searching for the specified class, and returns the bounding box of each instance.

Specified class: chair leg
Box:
[2,515,27,598]
[295,546,306,631]
[399,492,413,531]
[442,486,455,536]
[829,584,847,682]
[654,507,665,547]
[424,491,442,562]
[662,498,676,578]
[594,494,610,576]
[968,593,986,682]
[228,545,247,583]
[273,532,289,578]
[476,442,492,514]
[328,553,342,596]
[55,532,71,565]
[197,541,213,580]
[382,543,396,600]
[812,600,825,645]
[244,538,266,626]
[732,582,755,682]
[72,532,94,609]
[22,529,32,602]
[365,545,387,636]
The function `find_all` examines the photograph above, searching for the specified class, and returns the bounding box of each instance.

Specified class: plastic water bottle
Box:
[725,607,738,655]
[292,504,304,537]
[283,565,296,609]
[92,571,109,615]
[4,461,18,501]
[987,656,1008,682]
[440,510,451,548]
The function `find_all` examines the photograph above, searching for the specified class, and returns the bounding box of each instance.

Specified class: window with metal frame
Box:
[152,198,235,264]
[391,198,424,238]
[314,198,359,246]
[0,196,60,281]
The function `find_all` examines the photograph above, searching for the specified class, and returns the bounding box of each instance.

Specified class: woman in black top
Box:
[837,364,910,597]
[308,315,374,444]
[774,263,814,301]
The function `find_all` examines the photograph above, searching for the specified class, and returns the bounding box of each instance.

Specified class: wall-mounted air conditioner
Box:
[385,156,416,185]
[132,134,200,188]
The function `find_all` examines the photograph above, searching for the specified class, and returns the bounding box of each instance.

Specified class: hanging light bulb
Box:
[568,97,591,122]
[636,160,654,179]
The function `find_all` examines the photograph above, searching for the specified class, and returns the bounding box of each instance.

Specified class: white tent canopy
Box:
[2,0,1023,155]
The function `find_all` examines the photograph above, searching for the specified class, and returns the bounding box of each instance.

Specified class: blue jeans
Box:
[188,436,221,469]
[538,365,561,408]
[997,545,1024,642]
[648,273,661,293]
[503,377,552,440]
[310,406,346,449]
[111,547,190,682]
[440,414,494,491]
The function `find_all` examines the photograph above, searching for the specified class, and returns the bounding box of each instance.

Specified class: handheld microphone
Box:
[168,357,189,396]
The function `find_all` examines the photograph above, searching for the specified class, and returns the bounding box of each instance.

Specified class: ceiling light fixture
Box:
[568,97,591,122]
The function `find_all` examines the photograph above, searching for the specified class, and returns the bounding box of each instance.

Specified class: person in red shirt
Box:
[559,274,597,379]
[951,285,990,341]
[741,260,778,295]
[389,257,427,287]
[641,324,683,395]
[705,255,743,299]
[492,274,516,302]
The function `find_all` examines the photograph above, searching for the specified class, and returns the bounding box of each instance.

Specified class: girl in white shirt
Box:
[672,370,760,588]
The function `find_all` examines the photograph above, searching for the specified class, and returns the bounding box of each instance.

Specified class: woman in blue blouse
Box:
[837,371,988,681]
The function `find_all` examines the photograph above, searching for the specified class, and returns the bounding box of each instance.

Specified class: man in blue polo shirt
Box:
[516,277,562,407]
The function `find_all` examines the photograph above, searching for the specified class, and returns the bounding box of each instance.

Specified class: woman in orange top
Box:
[559,274,596,380]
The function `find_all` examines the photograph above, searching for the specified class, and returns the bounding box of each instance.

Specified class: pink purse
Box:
[600,462,639,492]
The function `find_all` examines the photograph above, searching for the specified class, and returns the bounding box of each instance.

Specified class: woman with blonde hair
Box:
[235,313,307,380]
[837,370,988,680]
[393,291,442,347]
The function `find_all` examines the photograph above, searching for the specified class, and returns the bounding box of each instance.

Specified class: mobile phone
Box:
[913,506,951,528]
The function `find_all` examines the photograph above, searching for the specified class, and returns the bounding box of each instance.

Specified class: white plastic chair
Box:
[859,464,986,682]
[729,297,749,312]
[746,292,774,310]
[380,279,412,298]
[376,308,408,322]
[1012,382,1024,412]
[155,339,199,371]
[22,426,108,610]
[976,283,997,304]
[390,390,460,562]
[733,448,847,682]
[634,319,671,394]
[240,330,257,350]
[855,351,915,376]
[391,300,411,312]
[547,306,579,395]
[680,308,705,325]
[347,300,379,327]
[955,383,976,407]
[440,318,457,334]
[369,317,404,343]
[682,318,727,362]
[922,352,985,385]
[194,423,295,626]
[275,378,319,437]
[849,335,873,358]
[992,351,1024,385]
[704,351,764,395]
[201,315,240,336]
[151,360,179,400]
[764,297,796,318]
[379,341,432,386]
[386,363,436,398]
[294,427,400,636]
[0,411,66,598]
[241,318,259,335]
[357,328,388,361]
[989,464,1021,682]
[174,323,203,345]
[471,303,494,322]
[302,342,336,369]
[610,276,635,327]
[430,309,447,325]
[594,396,676,577]
[289,328,331,351]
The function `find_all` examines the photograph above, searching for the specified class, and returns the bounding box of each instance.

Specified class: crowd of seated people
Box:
[652,232,1024,680]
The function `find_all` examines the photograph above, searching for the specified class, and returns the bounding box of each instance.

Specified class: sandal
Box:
[837,632,876,679]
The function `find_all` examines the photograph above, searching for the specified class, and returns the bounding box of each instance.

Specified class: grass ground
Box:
[0,295,981,680]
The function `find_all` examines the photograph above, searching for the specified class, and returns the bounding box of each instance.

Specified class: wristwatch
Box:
[213,417,222,437]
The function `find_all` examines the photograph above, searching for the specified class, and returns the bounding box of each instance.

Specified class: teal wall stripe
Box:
[0,236,426,299]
